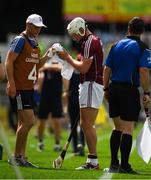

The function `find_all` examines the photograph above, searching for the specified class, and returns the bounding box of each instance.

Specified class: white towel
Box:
[136,116,151,163]
[47,43,74,80]
[61,61,74,80]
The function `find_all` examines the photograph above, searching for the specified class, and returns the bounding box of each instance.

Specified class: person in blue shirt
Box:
[103,17,151,174]
[148,54,151,69]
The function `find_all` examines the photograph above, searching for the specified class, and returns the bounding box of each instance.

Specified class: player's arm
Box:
[39,48,54,67]
[5,51,19,97]
[57,50,92,74]
[5,36,24,97]
[66,55,92,74]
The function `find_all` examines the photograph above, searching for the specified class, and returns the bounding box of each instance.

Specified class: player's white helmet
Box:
[67,17,86,36]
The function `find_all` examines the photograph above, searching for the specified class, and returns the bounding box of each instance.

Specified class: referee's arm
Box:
[103,65,111,90]
[140,67,149,93]
[139,67,150,107]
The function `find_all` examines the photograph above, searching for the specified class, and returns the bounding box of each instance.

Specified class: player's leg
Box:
[76,82,104,170]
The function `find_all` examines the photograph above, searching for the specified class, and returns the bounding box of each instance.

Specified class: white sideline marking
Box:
[0,122,23,179]
[99,140,136,180]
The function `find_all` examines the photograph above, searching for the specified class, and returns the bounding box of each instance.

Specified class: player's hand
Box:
[56,49,71,62]
[6,81,16,98]
[46,48,55,59]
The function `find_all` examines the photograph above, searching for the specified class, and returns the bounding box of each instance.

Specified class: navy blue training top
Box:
[9,32,38,53]
[105,36,150,87]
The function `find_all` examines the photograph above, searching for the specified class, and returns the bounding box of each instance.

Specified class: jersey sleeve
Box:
[139,49,151,68]
[9,35,25,54]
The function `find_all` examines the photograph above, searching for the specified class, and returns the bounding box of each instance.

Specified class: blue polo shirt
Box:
[105,36,150,86]
[147,53,151,69]
[9,33,38,53]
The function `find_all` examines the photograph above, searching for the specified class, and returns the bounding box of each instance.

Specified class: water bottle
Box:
[0,144,3,160]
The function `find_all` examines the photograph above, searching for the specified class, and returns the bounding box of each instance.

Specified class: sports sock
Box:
[110,130,122,165]
[120,133,132,169]
[86,154,98,166]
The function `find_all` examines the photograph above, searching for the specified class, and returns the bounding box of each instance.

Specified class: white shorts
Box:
[79,81,104,109]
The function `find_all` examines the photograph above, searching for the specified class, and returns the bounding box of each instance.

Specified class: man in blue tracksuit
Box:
[103,17,151,174]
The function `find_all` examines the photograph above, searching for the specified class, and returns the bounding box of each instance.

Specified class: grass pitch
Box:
[0,121,151,179]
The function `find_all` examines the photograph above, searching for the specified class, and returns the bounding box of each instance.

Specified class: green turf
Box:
[0,122,151,179]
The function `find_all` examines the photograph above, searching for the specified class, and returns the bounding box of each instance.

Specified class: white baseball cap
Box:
[26,14,46,28]
[67,17,86,36]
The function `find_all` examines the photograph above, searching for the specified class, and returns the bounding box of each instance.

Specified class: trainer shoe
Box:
[37,142,44,152]
[103,164,119,173]
[118,164,138,174]
[8,155,38,168]
[54,144,62,152]
[75,163,100,170]
[23,157,39,168]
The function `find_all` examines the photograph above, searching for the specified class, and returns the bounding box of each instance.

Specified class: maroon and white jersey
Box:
[80,34,103,85]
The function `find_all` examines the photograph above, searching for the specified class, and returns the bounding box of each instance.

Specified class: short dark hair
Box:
[128,17,144,34]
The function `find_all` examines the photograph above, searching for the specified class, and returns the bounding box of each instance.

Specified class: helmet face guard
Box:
[67,17,86,37]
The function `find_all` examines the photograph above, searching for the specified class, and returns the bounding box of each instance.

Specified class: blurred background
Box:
[1,0,151,59]
[0,0,151,129]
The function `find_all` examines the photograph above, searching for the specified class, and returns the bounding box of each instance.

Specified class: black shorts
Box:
[37,71,64,119]
[108,83,141,121]
[9,90,34,111]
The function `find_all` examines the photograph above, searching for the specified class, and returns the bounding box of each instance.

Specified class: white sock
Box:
[86,158,98,166]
